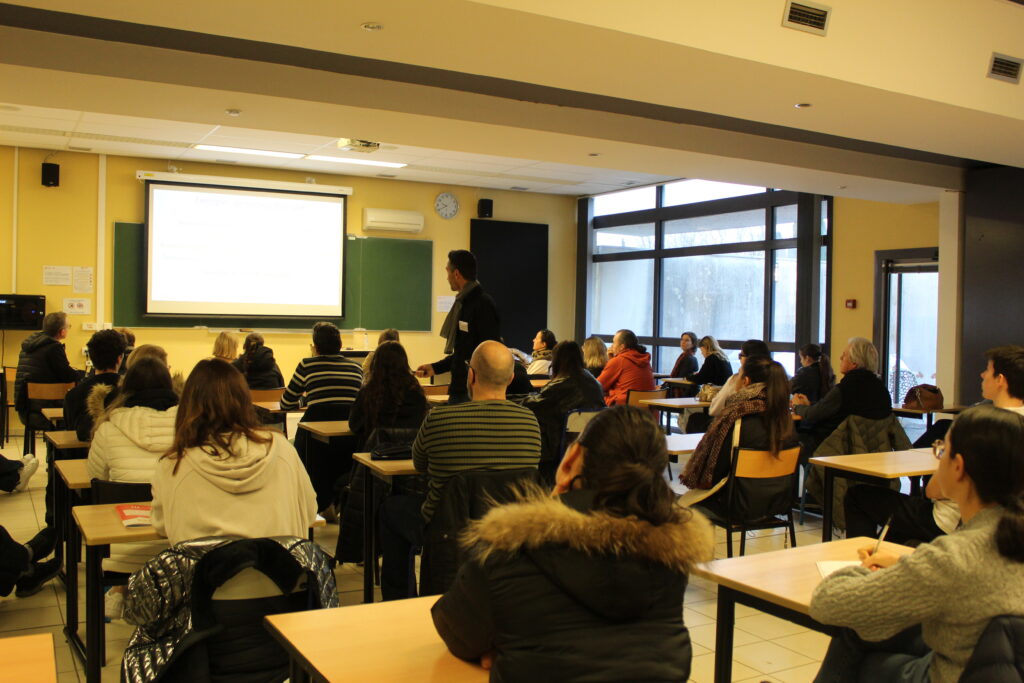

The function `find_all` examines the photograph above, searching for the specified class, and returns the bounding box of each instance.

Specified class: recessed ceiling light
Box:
[306,155,406,168]
[361,22,383,31]
[224,109,242,117]
[193,144,303,159]
[794,103,813,109]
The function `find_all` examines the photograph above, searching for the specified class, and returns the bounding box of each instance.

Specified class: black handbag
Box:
[370,442,413,460]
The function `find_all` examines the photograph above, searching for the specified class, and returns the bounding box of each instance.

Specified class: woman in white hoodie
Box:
[151,359,317,545]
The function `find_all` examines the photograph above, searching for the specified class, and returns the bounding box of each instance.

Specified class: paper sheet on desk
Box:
[817,560,861,578]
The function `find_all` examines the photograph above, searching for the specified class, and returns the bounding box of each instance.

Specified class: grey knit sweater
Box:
[810,506,1024,683]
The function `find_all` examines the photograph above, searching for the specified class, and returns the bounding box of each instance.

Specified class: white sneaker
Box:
[15,456,38,492]
[105,589,124,620]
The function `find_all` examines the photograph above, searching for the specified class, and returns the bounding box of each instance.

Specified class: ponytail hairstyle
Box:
[946,405,1024,562]
[241,333,265,373]
[576,405,684,526]
[740,355,794,456]
[800,343,836,397]
[615,329,647,355]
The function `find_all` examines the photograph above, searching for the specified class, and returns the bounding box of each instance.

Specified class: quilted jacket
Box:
[121,536,338,683]
[959,615,1024,683]
[806,414,911,531]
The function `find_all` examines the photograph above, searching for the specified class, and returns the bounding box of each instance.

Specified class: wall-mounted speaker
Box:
[41,163,60,187]
[477,198,493,218]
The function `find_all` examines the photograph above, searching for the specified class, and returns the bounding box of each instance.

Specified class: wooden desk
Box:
[254,401,306,413]
[42,406,64,426]
[893,405,967,429]
[265,596,485,683]
[297,420,353,443]
[693,537,914,683]
[44,430,89,450]
[0,632,57,683]
[427,394,448,405]
[352,452,419,603]
[665,432,701,455]
[810,448,937,542]
[639,397,710,411]
[529,378,549,388]
[661,377,694,386]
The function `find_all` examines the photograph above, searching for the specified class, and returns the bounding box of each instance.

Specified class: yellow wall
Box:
[2,147,578,429]
[830,198,939,361]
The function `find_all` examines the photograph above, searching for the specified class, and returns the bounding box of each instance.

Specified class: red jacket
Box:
[596,348,655,406]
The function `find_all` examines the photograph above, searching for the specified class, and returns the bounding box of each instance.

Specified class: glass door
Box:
[880,261,939,404]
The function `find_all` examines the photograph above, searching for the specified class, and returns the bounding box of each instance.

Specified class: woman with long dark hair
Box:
[348,341,429,449]
[810,405,1024,682]
[670,331,700,378]
[151,359,316,545]
[791,343,836,404]
[432,406,713,681]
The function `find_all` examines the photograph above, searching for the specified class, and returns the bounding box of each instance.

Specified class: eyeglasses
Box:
[932,439,946,460]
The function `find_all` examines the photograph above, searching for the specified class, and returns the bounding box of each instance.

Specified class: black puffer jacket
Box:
[521,370,605,463]
[14,332,82,428]
[232,346,285,390]
[959,615,1024,683]
[432,488,714,683]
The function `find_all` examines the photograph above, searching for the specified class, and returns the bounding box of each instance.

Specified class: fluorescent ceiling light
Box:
[193,144,304,159]
[306,155,407,168]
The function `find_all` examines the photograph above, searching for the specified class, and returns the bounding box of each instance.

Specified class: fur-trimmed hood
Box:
[86,373,185,435]
[462,487,714,620]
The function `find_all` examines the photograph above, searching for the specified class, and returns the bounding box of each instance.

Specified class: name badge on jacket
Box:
[458,320,469,332]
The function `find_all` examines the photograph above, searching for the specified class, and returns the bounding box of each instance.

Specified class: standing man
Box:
[416,250,501,404]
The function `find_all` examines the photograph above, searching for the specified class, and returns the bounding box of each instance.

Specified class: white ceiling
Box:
[1,0,1020,203]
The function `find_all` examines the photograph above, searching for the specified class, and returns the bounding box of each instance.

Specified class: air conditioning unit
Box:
[362,208,425,233]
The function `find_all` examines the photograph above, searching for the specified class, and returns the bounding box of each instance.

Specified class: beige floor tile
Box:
[0,584,59,611]
[771,661,824,683]
[690,640,712,658]
[686,584,718,603]
[734,613,809,640]
[736,677,783,683]
[0,604,64,630]
[688,622,763,650]
[689,599,760,620]
[684,607,715,628]
[733,640,814,674]
[688,652,760,682]
[771,630,832,660]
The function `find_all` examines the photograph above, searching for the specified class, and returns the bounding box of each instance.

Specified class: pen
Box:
[872,514,894,556]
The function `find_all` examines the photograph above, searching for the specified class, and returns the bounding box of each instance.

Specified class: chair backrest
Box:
[90,479,152,504]
[566,408,603,434]
[959,615,1024,683]
[626,388,668,406]
[422,384,449,396]
[27,381,75,401]
[2,366,13,406]
[734,446,801,479]
[724,445,801,520]
[249,387,285,403]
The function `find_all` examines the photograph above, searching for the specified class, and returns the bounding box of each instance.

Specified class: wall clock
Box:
[435,192,459,219]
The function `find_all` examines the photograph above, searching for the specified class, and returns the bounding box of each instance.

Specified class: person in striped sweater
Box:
[281,322,363,516]
[379,340,541,600]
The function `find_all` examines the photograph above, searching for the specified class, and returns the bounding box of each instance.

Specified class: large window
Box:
[582,183,831,376]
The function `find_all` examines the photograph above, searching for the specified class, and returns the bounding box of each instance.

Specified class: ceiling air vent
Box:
[782,1,831,36]
[989,53,1022,84]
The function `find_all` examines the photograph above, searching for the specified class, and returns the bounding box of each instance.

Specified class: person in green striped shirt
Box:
[379,340,541,600]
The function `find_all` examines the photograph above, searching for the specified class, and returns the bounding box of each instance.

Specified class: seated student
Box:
[596,329,656,406]
[845,344,1024,545]
[231,333,284,389]
[211,331,238,362]
[115,328,135,375]
[280,322,362,518]
[0,455,38,494]
[361,328,400,382]
[87,357,178,618]
[669,331,700,379]
[431,405,714,682]
[151,359,317,545]
[0,525,59,598]
[526,329,556,376]
[378,340,541,600]
[95,344,183,412]
[686,335,733,386]
[582,335,609,378]
[791,343,835,405]
[810,405,1024,683]
[14,311,83,436]
[709,339,771,416]
[521,340,605,482]
[349,341,429,450]
[64,329,127,441]
[681,355,797,518]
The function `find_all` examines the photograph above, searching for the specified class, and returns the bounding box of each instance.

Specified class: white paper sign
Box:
[43,265,72,286]
[63,298,92,315]
[73,266,94,294]
[436,295,455,313]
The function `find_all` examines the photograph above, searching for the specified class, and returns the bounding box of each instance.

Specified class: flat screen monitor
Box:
[0,294,45,330]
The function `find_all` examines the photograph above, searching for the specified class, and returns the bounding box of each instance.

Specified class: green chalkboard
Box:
[112,222,432,330]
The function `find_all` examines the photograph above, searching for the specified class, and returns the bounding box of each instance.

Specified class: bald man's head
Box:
[469,340,515,389]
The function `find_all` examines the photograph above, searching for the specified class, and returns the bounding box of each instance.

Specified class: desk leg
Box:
[714,587,736,683]
[84,544,106,683]
[54,473,67,586]
[362,466,374,604]
[821,469,835,543]
[65,493,84,663]
[289,658,310,683]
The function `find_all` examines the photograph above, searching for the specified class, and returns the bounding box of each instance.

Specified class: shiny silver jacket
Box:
[121,536,338,683]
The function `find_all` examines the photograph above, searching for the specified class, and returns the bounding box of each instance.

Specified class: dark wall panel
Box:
[960,166,1024,403]
[470,219,548,353]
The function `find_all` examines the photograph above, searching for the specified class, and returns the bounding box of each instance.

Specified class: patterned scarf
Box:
[681,383,767,490]
[439,280,479,355]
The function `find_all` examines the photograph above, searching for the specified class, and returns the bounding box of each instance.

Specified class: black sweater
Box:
[687,354,732,386]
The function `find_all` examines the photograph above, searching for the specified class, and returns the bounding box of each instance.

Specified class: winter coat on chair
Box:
[432,487,715,683]
[520,370,605,466]
[805,413,911,531]
[121,536,338,683]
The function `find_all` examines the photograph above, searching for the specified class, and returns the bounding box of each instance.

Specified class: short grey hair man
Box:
[845,337,879,374]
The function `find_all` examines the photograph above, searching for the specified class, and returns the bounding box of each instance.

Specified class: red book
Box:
[115,503,152,528]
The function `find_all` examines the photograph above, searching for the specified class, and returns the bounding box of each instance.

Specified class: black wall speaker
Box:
[477,198,493,218]
[41,163,60,187]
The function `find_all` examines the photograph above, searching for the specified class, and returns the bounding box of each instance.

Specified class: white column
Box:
[936,190,964,403]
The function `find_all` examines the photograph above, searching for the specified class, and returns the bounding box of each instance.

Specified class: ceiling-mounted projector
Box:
[337,138,381,153]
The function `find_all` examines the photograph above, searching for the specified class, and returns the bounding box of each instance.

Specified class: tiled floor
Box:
[1,432,833,682]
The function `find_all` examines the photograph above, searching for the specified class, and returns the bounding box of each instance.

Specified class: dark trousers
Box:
[815,626,932,683]
[912,420,952,448]
[295,404,352,512]
[844,485,944,545]
[0,525,30,596]
[378,493,425,601]
[0,456,21,493]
